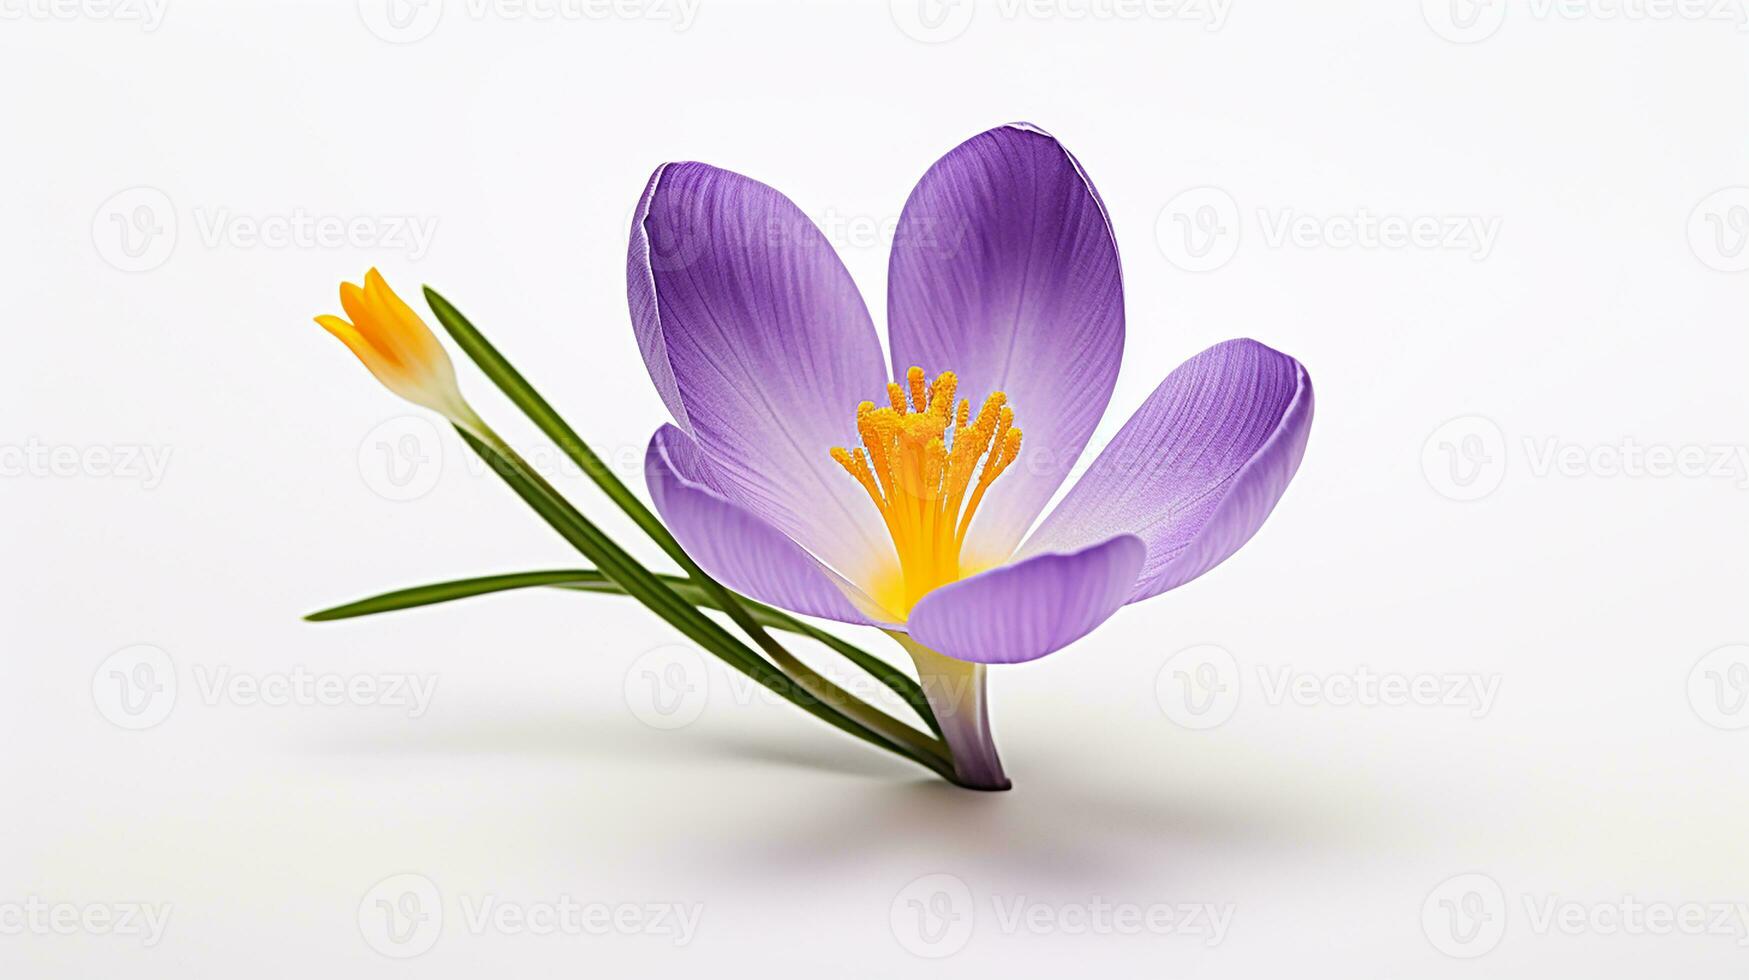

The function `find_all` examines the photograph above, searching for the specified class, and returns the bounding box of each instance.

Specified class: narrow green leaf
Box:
[455,426,953,776]
[306,571,592,621]
[305,567,941,738]
[423,286,689,568]
[422,287,942,742]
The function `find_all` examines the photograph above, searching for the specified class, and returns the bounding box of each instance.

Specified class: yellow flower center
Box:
[831,366,1023,617]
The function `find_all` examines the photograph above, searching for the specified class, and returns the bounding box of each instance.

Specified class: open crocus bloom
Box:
[633,124,1314,668]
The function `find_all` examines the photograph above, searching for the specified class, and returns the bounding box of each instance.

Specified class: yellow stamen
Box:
[830,367,1023,616]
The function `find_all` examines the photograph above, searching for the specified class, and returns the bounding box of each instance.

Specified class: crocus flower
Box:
[630,124,1313,788]
[315,268,484,434]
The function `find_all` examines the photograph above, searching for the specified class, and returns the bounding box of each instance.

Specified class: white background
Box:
[3,0,1747,975]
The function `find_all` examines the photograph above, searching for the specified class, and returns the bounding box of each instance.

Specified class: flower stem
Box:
[888,633,1011,791]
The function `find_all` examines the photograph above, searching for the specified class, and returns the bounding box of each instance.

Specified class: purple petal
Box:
[887,123,1125,567]
[906,535,1145,665]
[646,425,896,626]
[1020,339,1314,602]
[629,162,892,585]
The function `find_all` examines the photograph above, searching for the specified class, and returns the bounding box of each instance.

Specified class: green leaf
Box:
[305,568,941,737]
[455,425,951,774]
[423,287,688,568]
[421,288,943,743]
[306,571,593,621]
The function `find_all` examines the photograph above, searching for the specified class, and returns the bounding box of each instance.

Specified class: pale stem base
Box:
[890,632,1011,791]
